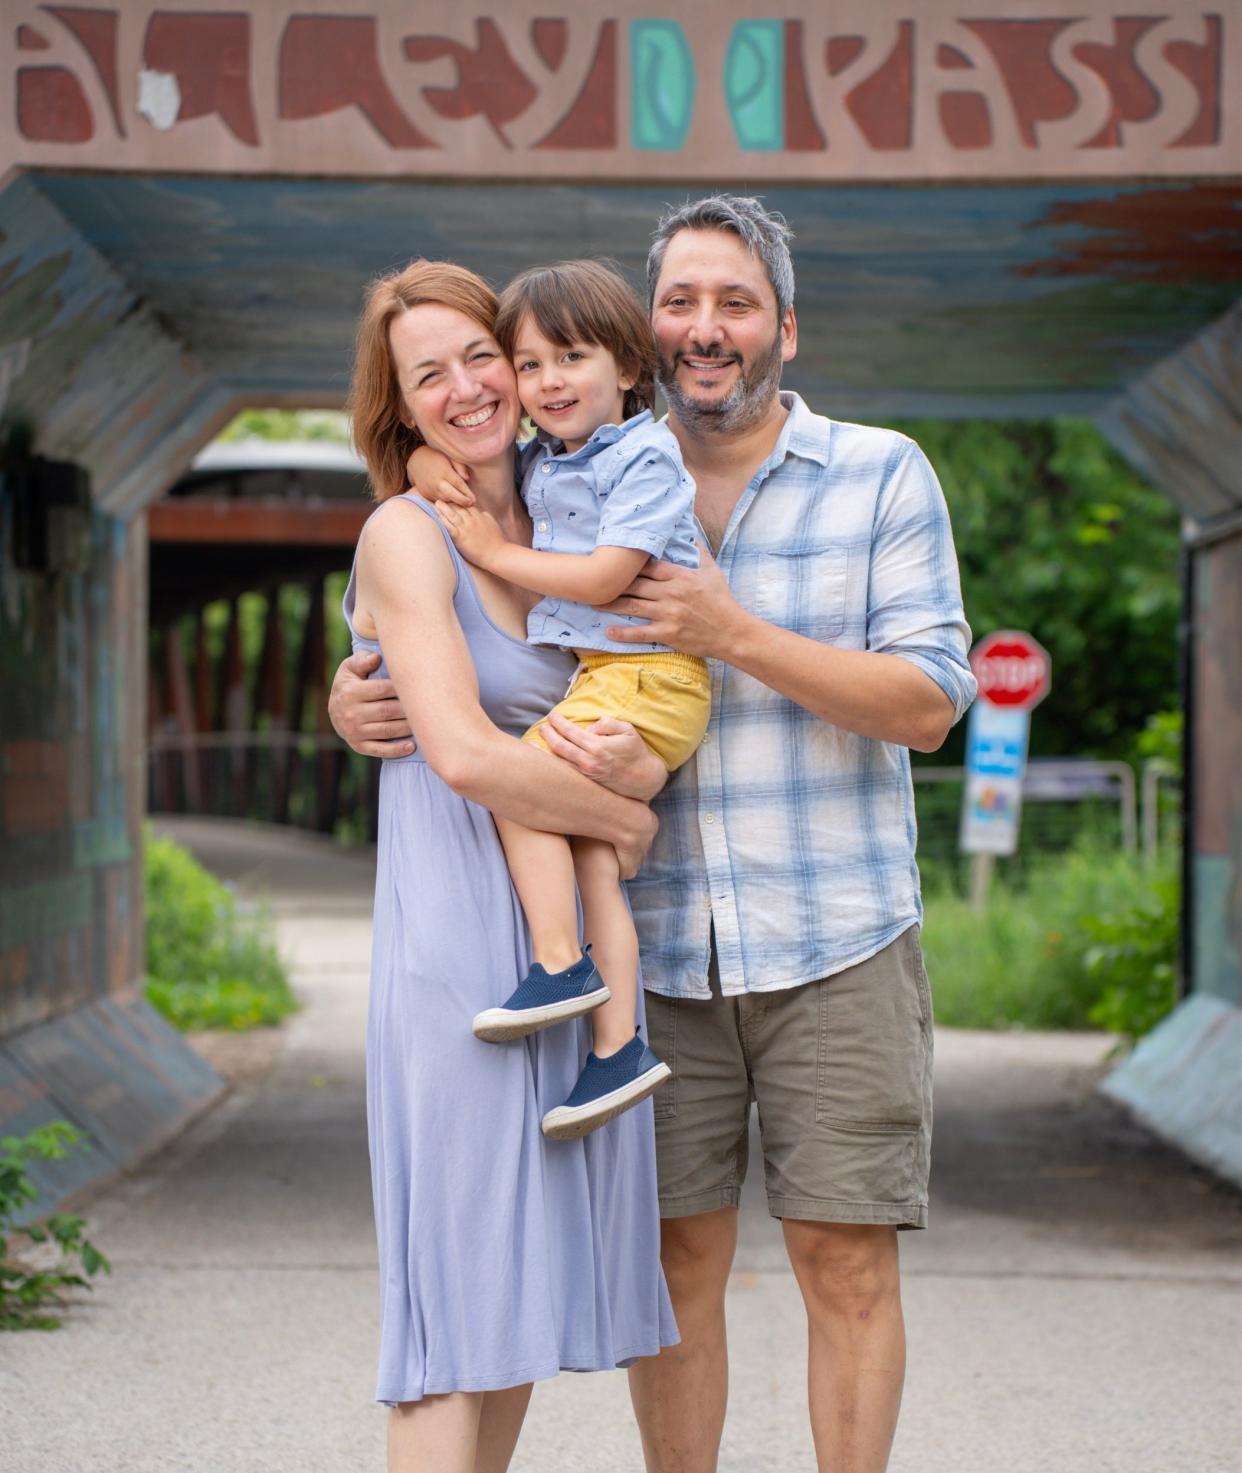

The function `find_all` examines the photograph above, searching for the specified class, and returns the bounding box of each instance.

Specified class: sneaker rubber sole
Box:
[472,986,611,1043]
[541,1061,672,1140]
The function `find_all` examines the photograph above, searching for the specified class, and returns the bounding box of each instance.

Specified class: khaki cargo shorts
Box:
[645,925,933,1230]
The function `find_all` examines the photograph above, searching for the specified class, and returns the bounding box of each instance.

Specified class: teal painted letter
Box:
[631,21,696,151]
[725,21,784,151]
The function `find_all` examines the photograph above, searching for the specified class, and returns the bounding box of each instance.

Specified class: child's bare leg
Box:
[572,837,638,1057]
[494,817,581,973]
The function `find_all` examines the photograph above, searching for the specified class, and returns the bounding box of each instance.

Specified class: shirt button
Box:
[538,521,548,532]
[703,812,716,824]
[541,463,551,474]
[701,732,711,744]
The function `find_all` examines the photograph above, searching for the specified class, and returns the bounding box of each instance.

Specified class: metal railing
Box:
[909,757,1177,876]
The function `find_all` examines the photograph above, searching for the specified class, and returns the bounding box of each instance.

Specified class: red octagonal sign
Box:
[970,630,1052,710]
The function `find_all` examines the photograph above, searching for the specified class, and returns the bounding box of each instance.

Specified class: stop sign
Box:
[970,630,1051,710]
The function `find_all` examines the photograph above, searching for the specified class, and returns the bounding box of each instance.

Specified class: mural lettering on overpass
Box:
[4,3,1238,178]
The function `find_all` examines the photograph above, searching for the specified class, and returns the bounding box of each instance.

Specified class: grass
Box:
[145,833,298,1031]
[920,843,1179,1034]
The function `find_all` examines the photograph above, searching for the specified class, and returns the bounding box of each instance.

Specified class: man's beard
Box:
[658,332,784,435]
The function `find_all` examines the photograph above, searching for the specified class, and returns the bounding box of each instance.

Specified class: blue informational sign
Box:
[959,702,1032,856]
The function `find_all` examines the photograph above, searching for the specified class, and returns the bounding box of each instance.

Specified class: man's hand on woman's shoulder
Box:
[328,651,416,758]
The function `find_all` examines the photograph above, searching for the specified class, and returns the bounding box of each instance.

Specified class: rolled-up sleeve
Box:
[595,447,692,559]
[867,441,976,723]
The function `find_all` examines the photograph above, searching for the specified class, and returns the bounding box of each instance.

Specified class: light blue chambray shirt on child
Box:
[519,409,699,656]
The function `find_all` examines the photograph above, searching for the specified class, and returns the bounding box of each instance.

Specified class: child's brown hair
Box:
[494,260,657,422]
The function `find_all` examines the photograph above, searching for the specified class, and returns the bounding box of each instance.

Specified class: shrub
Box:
[1,1123,111,1330]
[1084,866,1180,1039]
[145,833,298,1031]
[921,843,1179,1035]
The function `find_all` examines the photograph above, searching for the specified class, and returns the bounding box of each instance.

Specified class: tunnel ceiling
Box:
[27,171,1242,422]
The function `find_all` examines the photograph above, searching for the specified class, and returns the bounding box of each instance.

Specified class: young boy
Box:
[414,260,709,1139]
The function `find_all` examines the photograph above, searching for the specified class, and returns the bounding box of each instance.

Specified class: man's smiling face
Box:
[650,227,796,435]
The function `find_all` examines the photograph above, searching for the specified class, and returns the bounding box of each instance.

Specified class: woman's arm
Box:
[326,654,666,800]
[356,505,658,872]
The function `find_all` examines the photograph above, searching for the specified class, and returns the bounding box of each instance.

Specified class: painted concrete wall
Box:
[1191,532,1242,1007]
[0,507,145,1035]
[1100,304,1242,1009]
[5,1,1238,183]
[0,176,228,1032]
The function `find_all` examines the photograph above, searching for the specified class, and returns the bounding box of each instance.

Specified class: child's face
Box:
[511,316,635,453]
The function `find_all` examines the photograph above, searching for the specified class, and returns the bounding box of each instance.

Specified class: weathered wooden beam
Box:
[148,639,175,815]
[250,592,289,821]
[218,599,248,818]
[192,609,214,809]
[1097,303,1242,524]
[162,624,201,811]
[148,499,368,547]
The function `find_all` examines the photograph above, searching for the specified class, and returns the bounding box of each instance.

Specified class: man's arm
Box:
[355,504,658,872]
[601,558,953,751]
[328,651,415,758]
[718,618,955,752]
[598,446,975,753]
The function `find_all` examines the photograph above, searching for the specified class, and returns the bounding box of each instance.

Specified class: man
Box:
[330,196,975,1472]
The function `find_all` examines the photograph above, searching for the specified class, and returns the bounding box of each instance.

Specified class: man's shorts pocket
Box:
[814,927,932,1130]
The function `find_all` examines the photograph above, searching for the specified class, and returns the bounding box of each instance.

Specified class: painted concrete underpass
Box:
[0,0,1239,1198]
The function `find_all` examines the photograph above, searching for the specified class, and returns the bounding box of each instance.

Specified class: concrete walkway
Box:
[3,817,1239,1473]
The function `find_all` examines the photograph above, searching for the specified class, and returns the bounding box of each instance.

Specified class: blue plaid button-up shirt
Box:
[630,392,976,999]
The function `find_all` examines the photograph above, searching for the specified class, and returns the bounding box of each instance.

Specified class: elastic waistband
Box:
[575,649,710,684]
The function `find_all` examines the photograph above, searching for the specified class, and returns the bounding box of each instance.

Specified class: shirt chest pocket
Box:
[754,545,850,641]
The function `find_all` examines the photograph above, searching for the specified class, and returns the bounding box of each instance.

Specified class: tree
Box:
[895,418,1181,762]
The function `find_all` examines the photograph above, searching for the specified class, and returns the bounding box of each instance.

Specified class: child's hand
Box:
[438,504,508,568]
[406,445,474,506]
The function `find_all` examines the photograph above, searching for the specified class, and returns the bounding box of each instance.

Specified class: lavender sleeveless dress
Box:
[344,494,678,1406]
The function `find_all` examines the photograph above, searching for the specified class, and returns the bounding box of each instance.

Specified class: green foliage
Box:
[1135,708,1184,777]
[921,844,1179,1034]
[892,418,1181,763]
[1084,867,1181,1039]
[1,1123,111,1330]
[145,833,298,1031]
[218,408,349,443]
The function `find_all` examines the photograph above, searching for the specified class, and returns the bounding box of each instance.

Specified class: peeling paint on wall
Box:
[136,68,180,132]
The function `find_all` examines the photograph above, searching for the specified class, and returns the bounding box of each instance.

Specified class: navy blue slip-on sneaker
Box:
[472,950,609,1043]
[541,1036,671,1140]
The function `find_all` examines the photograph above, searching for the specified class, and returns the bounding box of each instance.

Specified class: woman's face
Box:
[389,303,520,465]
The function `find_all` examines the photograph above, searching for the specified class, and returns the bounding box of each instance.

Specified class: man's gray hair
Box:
[646,195,795,318]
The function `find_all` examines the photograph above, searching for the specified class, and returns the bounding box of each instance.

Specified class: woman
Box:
[344,260,678,1473]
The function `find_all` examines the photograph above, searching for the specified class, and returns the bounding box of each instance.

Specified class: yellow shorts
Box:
[523,650,711,772]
